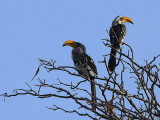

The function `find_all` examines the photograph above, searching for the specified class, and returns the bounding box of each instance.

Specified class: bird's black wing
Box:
[73,53,98,78]
[109,24,126,49]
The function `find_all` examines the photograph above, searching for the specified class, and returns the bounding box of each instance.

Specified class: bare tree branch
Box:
[1,38,160,120]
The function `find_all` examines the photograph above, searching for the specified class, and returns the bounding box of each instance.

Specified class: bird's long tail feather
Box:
[90,78,96,111]
[108,48,117,72]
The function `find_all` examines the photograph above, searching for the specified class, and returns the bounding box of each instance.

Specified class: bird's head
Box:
[63,40,86,53]
[112,16,134,26]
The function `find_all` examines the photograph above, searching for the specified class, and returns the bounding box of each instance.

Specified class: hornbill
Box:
[108,16,134,72]
[63,40,98,111]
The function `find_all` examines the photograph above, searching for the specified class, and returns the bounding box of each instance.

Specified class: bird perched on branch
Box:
[63,40,98,111]
[108,16,134,72]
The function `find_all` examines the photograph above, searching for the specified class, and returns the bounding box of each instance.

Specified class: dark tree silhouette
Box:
[1,38,160,120]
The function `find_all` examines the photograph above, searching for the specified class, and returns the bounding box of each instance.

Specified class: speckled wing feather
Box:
[73,53,98,78]
[109,24,126,49]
